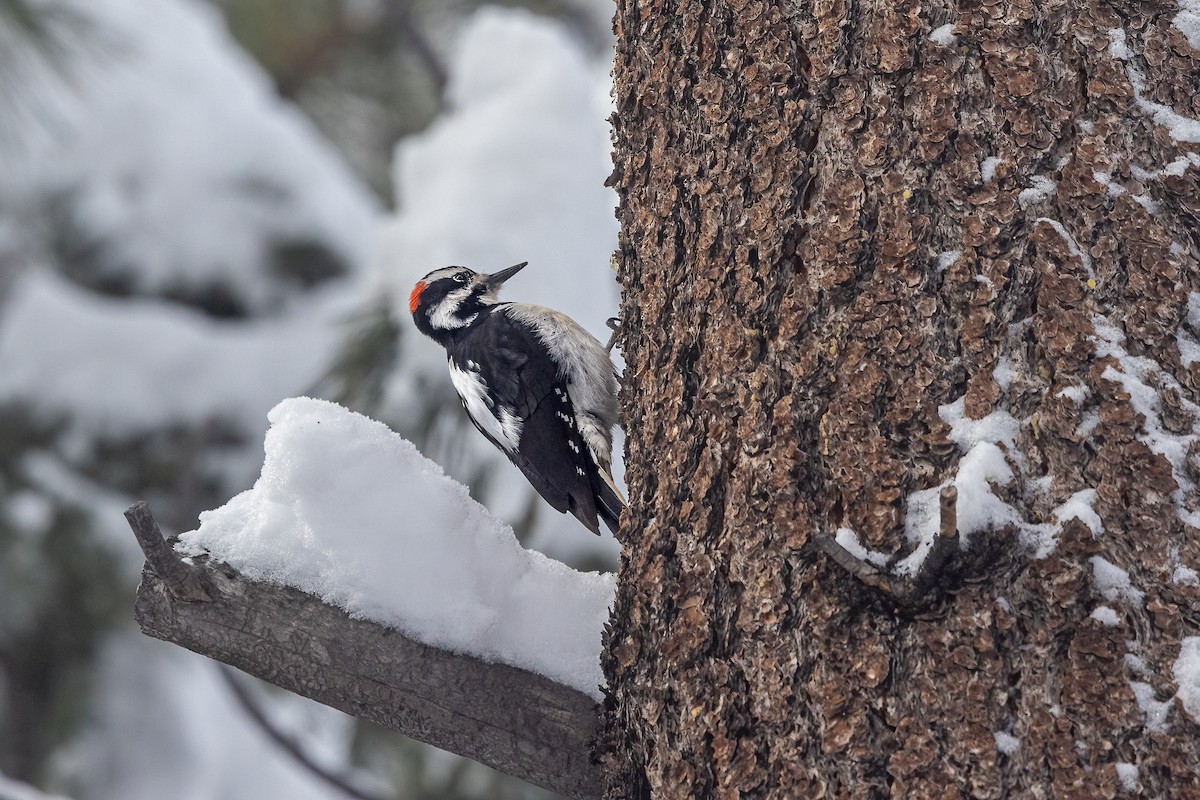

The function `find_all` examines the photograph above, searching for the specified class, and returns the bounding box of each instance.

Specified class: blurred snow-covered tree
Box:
[1,1,621,799]
[0,0,377,796]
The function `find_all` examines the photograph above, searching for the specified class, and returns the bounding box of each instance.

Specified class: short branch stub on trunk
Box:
[816,485,960,610]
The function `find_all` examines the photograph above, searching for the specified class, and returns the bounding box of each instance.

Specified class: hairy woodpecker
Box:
[409,262,625,535]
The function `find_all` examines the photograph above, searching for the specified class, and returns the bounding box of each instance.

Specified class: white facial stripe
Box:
[428,286,475,330]
[448,361,523,451]
[422,267,465,283]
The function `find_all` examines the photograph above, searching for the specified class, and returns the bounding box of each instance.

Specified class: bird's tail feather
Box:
[595,466,626,535]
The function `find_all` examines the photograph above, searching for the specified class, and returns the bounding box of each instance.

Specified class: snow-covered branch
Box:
[127,505,604,800]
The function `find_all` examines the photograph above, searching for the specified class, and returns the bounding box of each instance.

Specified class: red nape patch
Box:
[408,281,427,314]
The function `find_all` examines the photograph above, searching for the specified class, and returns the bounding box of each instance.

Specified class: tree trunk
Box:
[602,1,1200,798]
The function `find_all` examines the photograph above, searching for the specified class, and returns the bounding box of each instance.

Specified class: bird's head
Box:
[409,262,527,341]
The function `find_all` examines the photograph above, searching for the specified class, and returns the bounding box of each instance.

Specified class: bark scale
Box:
[602,1,1200,797]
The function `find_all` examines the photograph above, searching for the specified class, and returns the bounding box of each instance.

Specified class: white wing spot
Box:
[448,361,523,452]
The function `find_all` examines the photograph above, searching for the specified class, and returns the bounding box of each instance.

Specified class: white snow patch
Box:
[996,596,1012,613]
[993,731,1020,754]
[1036,218,1095,278]
[1108,28,1133,60]
[992,356,1016,391]
[1076,411,1101,439]
[1164,153,1200,177]
[1131,163,1156,182]
[1123,55,1200,143]
[936,249,962,272]
[1174,637,1200,723]
[1173,0,1200,50]
[835,527,889,567]
[1090,605,1120,626]
[1054,489,1103,536]
[1180,329,1200,369]
[0,271,339,436]
[943,440,1013,531]
[930,24,958,46]
[981,156,1003,183]
[1091,556,1146,605]
[1115,762,1139,791]
[1056,384,1091,403]
[1124,652,1151,677]
[1130,153,1200,182]
[1019,175,1058,207]
[898,396,1103,573]
[1029,474,1054,495]
[177,397,615,698]
[1181,292,1200,368]
[1131,193,1161,214]
[1093,315,1200,528]
[1174,564,1200,586]
[940,397,1021,450]
[1093,171,1127,197]
[897,399,1024,576]
[1128,680,1172,732]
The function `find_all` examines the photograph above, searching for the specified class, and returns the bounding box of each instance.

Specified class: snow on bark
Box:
[928,24,957,46]
[1173,637,1200,724]
[603,0,1200,794]
[899,398,1103,575]
[1092,315,1200,528]
[1175,0,1200,50]
[1107,25,1200,143]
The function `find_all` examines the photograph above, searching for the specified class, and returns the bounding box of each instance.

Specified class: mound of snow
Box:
[178,397,614,699]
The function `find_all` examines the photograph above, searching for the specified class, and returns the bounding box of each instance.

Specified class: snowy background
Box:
[0,0,620,797]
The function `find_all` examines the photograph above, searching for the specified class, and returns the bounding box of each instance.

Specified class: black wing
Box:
[450,309,604,534]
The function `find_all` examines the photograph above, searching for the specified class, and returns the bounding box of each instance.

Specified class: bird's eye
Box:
[453,272,469,283]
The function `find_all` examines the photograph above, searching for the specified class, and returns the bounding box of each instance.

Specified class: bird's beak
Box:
[483,261,527,289]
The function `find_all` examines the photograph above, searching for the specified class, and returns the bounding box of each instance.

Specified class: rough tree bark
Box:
[601,1,1200,798]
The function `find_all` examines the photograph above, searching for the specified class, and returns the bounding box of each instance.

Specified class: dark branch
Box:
[131,545,603,799]
[817,485,960,610]
[124,501,212,602]
[218,666,388,800]
[913,485,959,596]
